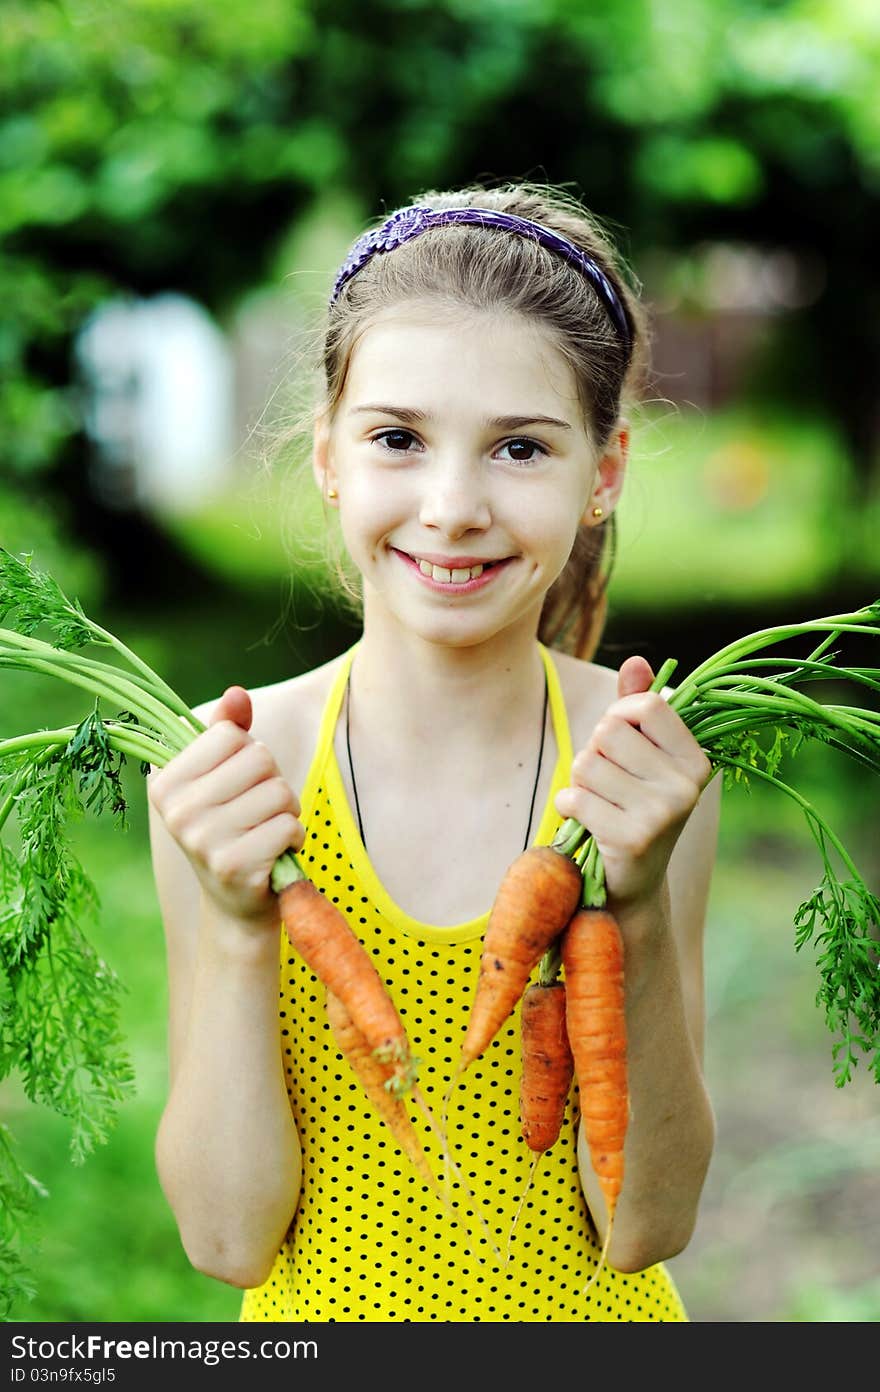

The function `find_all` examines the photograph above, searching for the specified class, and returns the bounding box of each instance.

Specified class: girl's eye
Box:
[498,437,547,464]
[374,428,418,452]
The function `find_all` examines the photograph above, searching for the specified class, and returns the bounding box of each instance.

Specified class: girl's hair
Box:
[285,181,649,660]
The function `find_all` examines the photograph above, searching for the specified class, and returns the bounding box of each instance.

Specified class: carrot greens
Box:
[552,603,880,1088]
[0,548,211,1314]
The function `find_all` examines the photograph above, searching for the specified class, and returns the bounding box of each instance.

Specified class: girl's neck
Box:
[349,617,547,755]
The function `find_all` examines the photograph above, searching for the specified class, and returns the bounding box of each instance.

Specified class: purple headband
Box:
[329,204,632,352]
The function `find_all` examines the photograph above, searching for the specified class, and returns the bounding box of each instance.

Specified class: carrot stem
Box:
[269,848,308,890]
[551,818,587,858]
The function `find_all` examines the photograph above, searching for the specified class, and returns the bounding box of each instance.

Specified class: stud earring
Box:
[591,505,604,519]
[327,488,338,500]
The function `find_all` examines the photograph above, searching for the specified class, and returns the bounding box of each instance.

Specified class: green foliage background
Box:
[1,0,879,1324]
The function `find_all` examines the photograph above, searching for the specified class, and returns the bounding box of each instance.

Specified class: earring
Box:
[591,505,604,519]
[327,488,338,500]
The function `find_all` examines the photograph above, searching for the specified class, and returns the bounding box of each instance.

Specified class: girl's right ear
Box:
[311,408,337,501]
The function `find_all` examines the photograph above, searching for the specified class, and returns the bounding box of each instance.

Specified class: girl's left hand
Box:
[553,656,713,909]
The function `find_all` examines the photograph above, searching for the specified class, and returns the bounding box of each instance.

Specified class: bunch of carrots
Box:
[2,545,880,1306]
[445,831,627,1287]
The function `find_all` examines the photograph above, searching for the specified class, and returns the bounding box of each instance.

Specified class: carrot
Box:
[560,906,628,1293]
[324,988,438,1193]
[279,878,417,1095]
[519,980,575,1154]
[458,846,583,1073]
[325,990,503,1262]
[505,979,575,1263]
[282,877,503,1260]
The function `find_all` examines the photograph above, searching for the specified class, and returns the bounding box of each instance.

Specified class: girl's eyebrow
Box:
[349,404,572,431]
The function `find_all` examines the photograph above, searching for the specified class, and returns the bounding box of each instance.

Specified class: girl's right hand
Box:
[147,685,305,933]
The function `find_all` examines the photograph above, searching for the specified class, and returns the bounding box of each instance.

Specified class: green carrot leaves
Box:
[0,549,95,651]
[0,723,138,1313]
[0,1121,47,1318]
[0,717,136,1140]
[550,600,880,1087]
[0,546,206,1310]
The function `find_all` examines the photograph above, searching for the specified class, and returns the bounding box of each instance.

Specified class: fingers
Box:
[616,655,655,700]
[557,691,713,863]
[209,685,253,731]
[148,719,302,849]
[147,692,305,925]
[553,784,655,858]
[598,690,712,784]
[201,768,302,835]
[149,720,261,796]
[565,745,694,828]
[575,716,665,784]
[192,741,301,818]
[154,739,300,826]
[203,814,306,889]
[150,683,253,796]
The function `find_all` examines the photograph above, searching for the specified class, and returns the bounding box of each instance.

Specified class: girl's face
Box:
[316,304,626,649]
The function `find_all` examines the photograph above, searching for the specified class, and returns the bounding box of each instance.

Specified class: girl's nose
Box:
[418,460,491,536]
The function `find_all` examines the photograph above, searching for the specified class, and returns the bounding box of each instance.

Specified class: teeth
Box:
[415,559,486,583]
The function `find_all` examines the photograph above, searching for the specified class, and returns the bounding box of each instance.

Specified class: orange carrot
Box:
[560,907,628,1293]
[279,878,417,1094]
[325,990,502,1262]
[458,846,583,1072]
[324,988,437,1194]
[505,979,575,1263]
[519,981,575,1154]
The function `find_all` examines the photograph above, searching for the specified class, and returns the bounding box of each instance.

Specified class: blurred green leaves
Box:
[2,0,879,590]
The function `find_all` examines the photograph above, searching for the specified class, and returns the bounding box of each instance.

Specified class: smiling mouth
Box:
[392,549,511,586]
[392,545,515,584]
[414,558,490,583]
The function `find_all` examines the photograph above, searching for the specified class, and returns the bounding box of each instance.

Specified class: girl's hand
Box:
[147,685,305,932]
[553,657,713,910]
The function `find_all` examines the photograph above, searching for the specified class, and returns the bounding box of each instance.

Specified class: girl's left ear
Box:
[583,419,629,524]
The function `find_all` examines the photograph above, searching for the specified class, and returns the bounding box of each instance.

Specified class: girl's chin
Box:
[372,599,542,649]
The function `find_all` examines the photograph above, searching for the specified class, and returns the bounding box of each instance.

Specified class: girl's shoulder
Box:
[549,648,687,753]
[194,650,348,800]
[548,648,620,752]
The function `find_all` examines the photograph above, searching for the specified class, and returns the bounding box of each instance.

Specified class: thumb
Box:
[209,684,253,731]
[617,655,656,700]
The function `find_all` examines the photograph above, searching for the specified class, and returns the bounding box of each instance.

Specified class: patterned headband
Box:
[329,204,632,352]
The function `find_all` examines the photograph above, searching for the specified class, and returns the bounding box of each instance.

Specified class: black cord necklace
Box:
[345,662,550,855]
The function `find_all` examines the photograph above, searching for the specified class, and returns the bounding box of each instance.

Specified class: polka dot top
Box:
[239,642,688,1323]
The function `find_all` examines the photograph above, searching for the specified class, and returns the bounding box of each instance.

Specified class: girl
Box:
[146,182,720,1323]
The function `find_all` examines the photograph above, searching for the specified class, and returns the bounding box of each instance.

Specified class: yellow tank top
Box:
[239,641,688,1323]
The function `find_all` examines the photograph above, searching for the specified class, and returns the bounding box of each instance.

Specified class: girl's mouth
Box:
[392,549,513,593]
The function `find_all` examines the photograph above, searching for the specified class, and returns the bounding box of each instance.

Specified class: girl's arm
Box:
[575,777,720,1273]
[146,691,304,1289]
[556,660,719,1272]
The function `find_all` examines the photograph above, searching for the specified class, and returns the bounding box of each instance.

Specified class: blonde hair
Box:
[279,180,649,659]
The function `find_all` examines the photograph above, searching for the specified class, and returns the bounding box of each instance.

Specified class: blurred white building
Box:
[75,293,236,514]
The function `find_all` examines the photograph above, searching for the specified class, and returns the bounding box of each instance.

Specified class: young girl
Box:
[146,182,720,1323]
